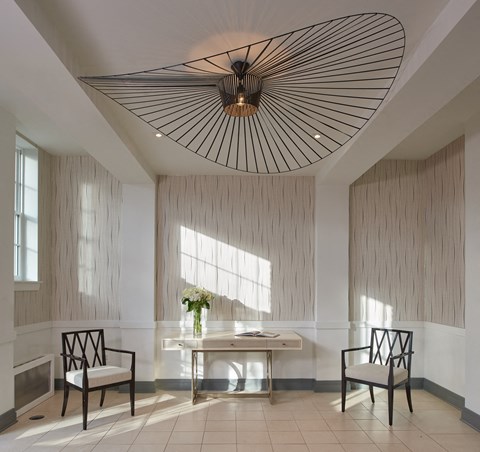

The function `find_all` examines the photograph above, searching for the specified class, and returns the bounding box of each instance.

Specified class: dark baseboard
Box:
[119,381,156,393]
[274,379,314,390]
[314,380,342,392]
[410,377,425,390]
[156,378,314,391]
[461,407,480,431]
[55,379,156,393]
[156,379,192,391]
[423,379,465,409]
[0,408,16,433]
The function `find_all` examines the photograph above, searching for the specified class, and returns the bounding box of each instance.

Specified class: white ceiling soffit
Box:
[317,0,480,184]
[1,1,154,183]
[10,0,480,181]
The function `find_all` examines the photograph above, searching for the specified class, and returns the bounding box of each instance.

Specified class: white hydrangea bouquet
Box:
[181,286,214,336]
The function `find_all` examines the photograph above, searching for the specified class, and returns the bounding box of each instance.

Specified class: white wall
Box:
[464,113,480,414]
[0,107,16,420]
[424,322,464,395]
[315,182,350,383]
[119,184,156,383]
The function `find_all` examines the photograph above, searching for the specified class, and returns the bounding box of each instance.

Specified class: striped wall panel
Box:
[349,160,426,323]
[424,137,465,327]
[157,176,315,321]
[349,137,465,328]
[14,149,53,326]
[51,156,122,321]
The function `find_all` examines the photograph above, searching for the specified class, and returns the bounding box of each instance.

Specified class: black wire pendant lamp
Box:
[80,13,405,174]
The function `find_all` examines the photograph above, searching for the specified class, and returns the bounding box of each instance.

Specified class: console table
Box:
[162,330,302,403]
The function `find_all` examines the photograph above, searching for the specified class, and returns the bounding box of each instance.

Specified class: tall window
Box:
[14,136,38,282]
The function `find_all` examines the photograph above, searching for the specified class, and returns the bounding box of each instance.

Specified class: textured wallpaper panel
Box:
[51,156,122,321]
[424,137,464,327]
[157,176,314,321]
[349,137,465,328]
[349,160,426,323]
[15,149,53,326]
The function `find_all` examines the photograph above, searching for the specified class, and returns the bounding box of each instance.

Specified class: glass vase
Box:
[193,309,202,337]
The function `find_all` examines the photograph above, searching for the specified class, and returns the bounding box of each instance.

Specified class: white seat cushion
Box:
[345,363,408,386]
[66,365,132,388]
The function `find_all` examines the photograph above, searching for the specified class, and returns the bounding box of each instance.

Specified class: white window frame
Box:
[14,135,40,291]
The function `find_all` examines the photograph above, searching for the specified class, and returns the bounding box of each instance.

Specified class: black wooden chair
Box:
[341,328,414,425]
[61,329,135,430]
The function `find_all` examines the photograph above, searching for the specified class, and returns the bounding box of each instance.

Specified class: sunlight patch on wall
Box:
[78,182,94,297]
[360,295,393,326]
[180,226,271,314]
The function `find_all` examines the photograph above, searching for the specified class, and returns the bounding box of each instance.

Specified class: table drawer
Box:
[201,338,267,350]
[267,338,302,349]
[163,339,198,350]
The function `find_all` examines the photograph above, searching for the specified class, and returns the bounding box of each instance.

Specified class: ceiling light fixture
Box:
[218,61,262,117]
[80,13,405,174]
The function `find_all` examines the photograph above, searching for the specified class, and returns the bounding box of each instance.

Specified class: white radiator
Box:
[14,354,54,416]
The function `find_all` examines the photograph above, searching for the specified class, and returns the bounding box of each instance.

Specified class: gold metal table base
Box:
[191,349,273,404]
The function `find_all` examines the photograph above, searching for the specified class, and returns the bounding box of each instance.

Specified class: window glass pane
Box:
[14,136,39,281]
[23,151,38,218]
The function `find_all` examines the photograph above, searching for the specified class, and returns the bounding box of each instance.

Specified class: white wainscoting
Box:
[13,320,466,397]
[424,322,465,396]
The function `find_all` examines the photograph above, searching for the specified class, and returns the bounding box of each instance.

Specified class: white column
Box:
[119,183,156,390]
[314,180,350,389]
[464,112,480,417]
[0,107,16,427]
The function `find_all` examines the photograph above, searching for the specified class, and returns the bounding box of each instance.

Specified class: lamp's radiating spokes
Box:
[79,13,405,174]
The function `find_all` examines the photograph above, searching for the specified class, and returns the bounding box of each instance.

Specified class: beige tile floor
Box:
[1,388,480,452]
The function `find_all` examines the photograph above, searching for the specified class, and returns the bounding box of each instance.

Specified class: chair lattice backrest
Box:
[62,329,106,372]
[369,328,413,371]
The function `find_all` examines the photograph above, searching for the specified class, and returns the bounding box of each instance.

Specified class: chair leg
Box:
[82,391,89,430]
[61,384,69,416]
[100,389,106,407]
[341,378,347,412]
[129,381,135,416]
[387,386,394,426]
[405,382,413,412]
[369,385,375,403]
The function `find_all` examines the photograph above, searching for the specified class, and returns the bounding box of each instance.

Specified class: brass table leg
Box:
[267,350,273,403]
[191,350,198,404]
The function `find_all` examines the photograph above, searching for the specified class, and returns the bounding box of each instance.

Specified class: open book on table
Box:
[235,330,279,338]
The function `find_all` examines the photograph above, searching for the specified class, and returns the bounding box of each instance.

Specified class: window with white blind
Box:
[14,135,38,284]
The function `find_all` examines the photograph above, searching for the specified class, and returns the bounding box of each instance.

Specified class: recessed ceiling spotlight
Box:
[155,132,162,138]
[314,134,321,139]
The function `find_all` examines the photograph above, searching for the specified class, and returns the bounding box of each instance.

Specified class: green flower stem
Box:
[193,309,202,337]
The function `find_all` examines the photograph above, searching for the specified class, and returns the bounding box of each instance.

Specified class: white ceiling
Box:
[1,0,480,183]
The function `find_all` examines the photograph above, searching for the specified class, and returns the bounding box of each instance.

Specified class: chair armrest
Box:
[341,345,371,372]
[61,353,89,387]
[390,351,414,361]
[104,347,136,372]
[60,352,86,363]
[388,351,414,374]
[342,345,371,354]
[387,351,414,384]
[104,347,135,356]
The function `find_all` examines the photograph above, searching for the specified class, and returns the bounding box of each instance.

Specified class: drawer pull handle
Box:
[178,344,184,347]
[230,343,235,346]
[282,343,287,346]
